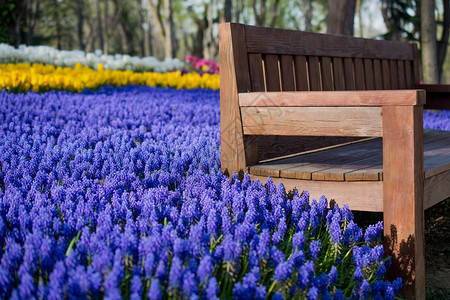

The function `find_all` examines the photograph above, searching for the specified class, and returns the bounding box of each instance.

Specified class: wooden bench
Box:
[219,23,450,299]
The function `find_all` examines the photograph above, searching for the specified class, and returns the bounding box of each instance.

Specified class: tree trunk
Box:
[356,0,363,37]
[421,0,439,83]
[303,0,312,31]
[103,0,109,54]
[77,0,85,51]
[26,0,39,45]
[147,0,165,59]
[252,0,266,26]
[327,0,356,36]
[163,0,177,58]
[437,0,450,82]
[224,0,232,22]
[95,0,104,51]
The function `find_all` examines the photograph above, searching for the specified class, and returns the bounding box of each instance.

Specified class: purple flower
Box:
[309,240,321,260]
[328,266,338,286]
[272,291,284,300]
[148,278,162,300]
[169,256,183,289]
[364,221,383,243]
[257,229,271,259]
[206,277,219,299]
[307,286,319,300]
[274,261,292,281]
[328,212,342,244]
[197,255,213,282]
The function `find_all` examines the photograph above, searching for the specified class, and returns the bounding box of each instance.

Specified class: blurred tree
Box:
[224,0,231,22]
[252,0,281,27]
[380,0,420,41]
[327,0,356,35]
[0,0,16,44]
[422,0,439,83]
[76,0,85,50]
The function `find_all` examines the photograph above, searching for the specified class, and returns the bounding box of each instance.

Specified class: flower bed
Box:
[0,44,184,72]
[0,86,417,299]
[0,63,219,93]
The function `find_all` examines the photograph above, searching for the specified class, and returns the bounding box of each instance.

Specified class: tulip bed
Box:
[0,63,220,93]
[0,85,448,299]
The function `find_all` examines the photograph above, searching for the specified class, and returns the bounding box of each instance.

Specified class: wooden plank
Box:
[308,56,322,91]
[397,60,406,89]
[280,55,295,91]
[405,60,413,89]
[264,54,281,91]
[239,90,426,107]
[244,24,414,60]
[354,58,365,90]
[382,105,425,299]
[271,138,382,181]
[345,163,382,181]
[343,58,355,90]
[412,44,421,85]
[424,168,450,209]
[294,56,309,91]
[320,57,334,91]
[389,60,399,89]
[241,106,382,137]
[381,59,391,89]
[364,59,375,90]
[256,136,361,162]
[220,23,255,173]
[249,175,384,212]
[248,53,266,92]
[333,57,345,90]
[373,59,383,90]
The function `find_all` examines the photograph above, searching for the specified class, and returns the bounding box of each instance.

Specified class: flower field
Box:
[0,80,449,299]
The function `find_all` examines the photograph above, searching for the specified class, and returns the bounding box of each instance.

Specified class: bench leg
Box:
[382,105,425,299]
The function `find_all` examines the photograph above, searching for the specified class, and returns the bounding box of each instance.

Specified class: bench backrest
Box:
[221,23,420,94]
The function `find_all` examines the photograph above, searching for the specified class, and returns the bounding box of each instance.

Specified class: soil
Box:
[424,198,450,299]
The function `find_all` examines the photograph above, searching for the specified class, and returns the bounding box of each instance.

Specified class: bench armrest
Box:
[415,84,450,110]
[239,90,426,107]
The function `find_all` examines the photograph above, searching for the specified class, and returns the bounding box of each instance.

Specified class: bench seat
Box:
[249,129,450,182]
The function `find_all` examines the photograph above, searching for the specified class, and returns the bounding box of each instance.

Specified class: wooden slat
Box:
[354,58,365,90]
[405,60,413,88]
[308,56,321,91]
[364,59,375,90]
[249,175,383,212]
[219,23,255,173]
[381,59,391,89]
[280,55,295,91]
[272,139,381,180]
[343,58,355,90]
[333,57,345,90]
[248,53,265,92]
[264,54,281,91]
[424,168,450,209]
[294,56,309,91]
[373,59,383,90]
[389,60,399,89]
[241,106,382,137]
[398,60,406,89]
[382,105,425,298]
[345,163,382,181]
[320,57,333,91]
[244,25,414,60]
[239,90,426,107]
